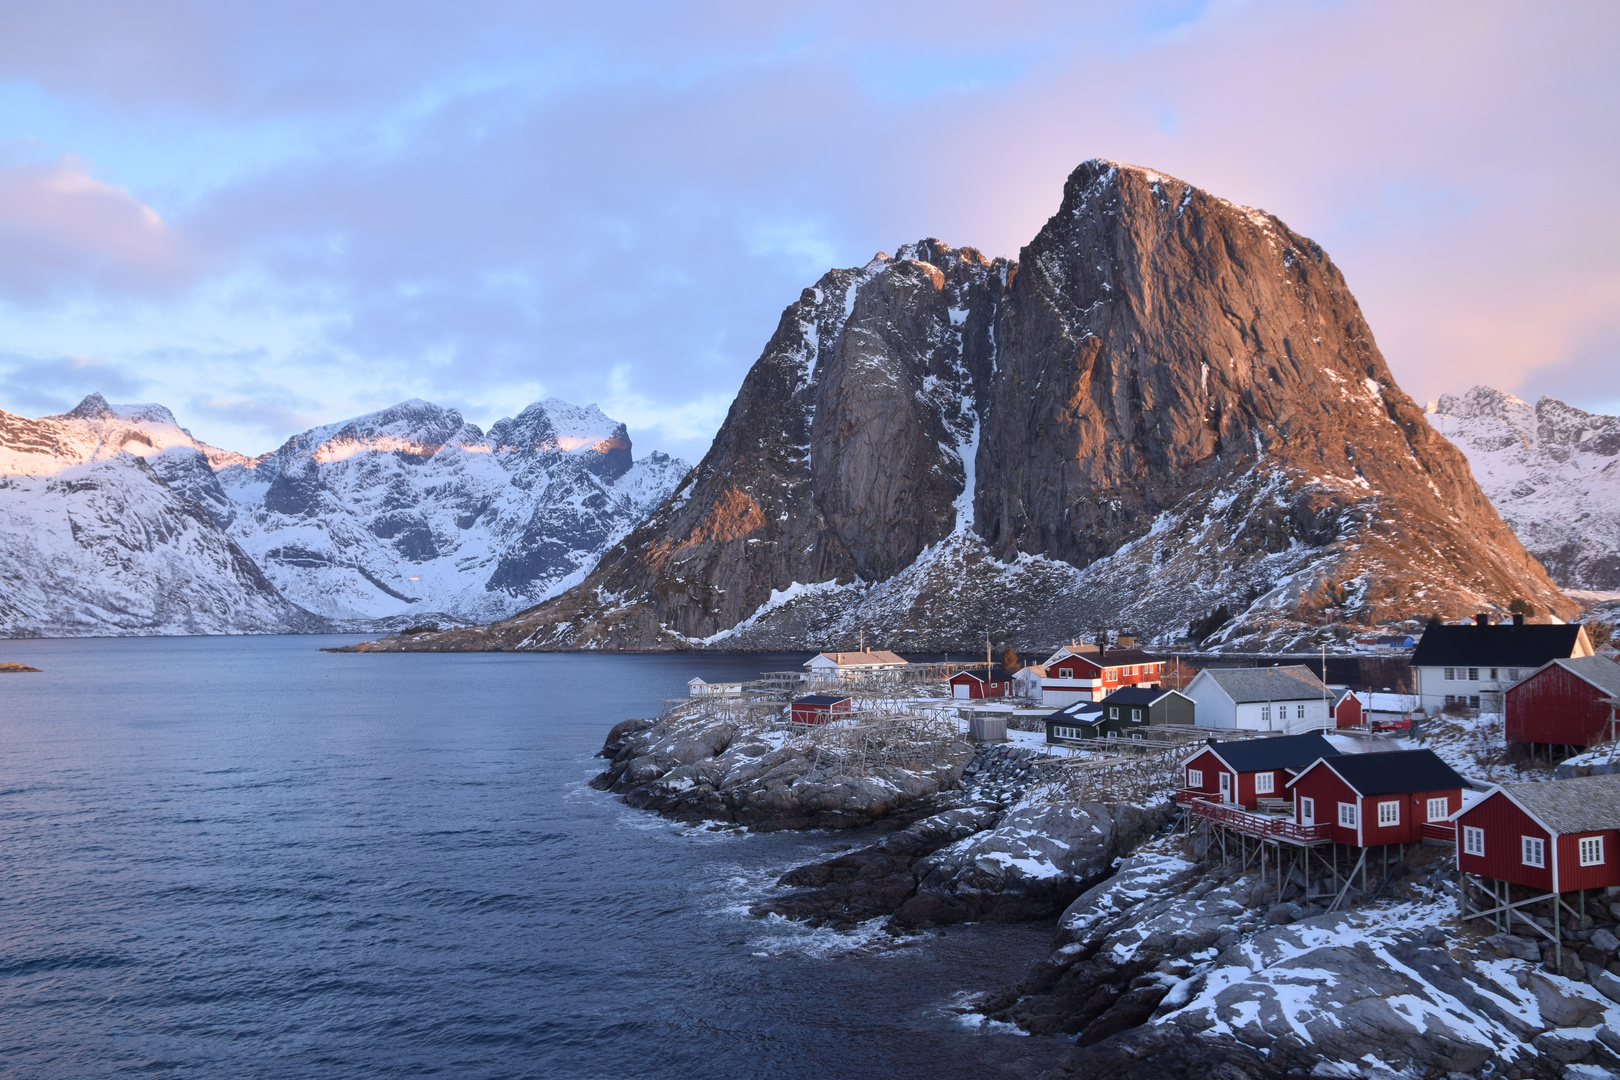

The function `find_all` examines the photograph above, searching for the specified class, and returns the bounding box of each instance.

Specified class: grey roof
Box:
[1498,774,1620,835]
[1200,665,1327,704]
[1550,656,1620,698]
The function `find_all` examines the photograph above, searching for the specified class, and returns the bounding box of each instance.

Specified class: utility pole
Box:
[1321,641,1329,732]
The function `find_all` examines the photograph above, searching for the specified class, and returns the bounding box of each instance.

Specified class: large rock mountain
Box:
[0,395,685,636]
[374,160,1574,654]
[1426,386,1620,591]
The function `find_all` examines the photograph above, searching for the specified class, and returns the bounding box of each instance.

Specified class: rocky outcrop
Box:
[1428,386,1620,591]
[589,712,973,831]
[371,159,1574,655]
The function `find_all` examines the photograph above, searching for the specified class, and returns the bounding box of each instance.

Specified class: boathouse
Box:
[949,665,1014,699]
[1179,732,1339,810]
[1330,688,1362,728]
[1286,750,1466,847]
[1503,655,1620,750]
[790,694,852,725]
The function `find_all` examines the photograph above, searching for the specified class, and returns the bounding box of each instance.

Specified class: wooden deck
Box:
[1178,793,1332,846]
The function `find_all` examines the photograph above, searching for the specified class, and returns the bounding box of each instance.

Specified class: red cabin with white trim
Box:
[1041,646,1164,706]
[949,666,1014,699]
[1178,733,1341,810]
[1453,775,1620,892]
[1331,688,1363,729]
[1286,750,1465,847]
[1504,656,1620,748]
[790,695,851,725]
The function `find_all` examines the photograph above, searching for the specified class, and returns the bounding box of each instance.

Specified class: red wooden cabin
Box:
[1041,646,1165,705]
[949,666,1014,699]
[790,694,851,725]
[1330,688,1363,729]
[1179,733,1339,809]
[1454,774,1620,892]
[1504,656,1620,749]
[1286,750,1466,847]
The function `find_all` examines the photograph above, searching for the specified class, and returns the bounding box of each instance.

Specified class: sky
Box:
[0,0,1616,462]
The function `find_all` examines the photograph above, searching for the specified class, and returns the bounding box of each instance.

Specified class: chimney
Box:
[1474,613,1491,628]
[1513,612,1525,627]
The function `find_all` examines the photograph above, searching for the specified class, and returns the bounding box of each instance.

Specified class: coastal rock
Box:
[373,159,1574,654]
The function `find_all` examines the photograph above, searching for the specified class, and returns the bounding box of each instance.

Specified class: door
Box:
[1218,772,1231,803]
[1299,796,1315,825]
[954,684,969,699]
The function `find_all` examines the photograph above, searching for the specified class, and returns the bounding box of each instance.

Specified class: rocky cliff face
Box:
[334,160,1582,653]
[1426,386,1620,591]
[0,395,685,635]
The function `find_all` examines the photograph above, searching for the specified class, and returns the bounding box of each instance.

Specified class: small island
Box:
[0,662,41,673]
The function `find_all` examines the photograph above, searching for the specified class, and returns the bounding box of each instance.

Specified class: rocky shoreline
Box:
[594,710,1620,1078]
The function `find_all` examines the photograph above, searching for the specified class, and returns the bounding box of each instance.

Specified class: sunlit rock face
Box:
[390,159,1572,654]
[1427,387,1620,591]
[0,395,688,634]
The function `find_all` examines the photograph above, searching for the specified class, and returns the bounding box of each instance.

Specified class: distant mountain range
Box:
[0,394,686,636]
[1426,387,1620,593]
[363,159,1577,655]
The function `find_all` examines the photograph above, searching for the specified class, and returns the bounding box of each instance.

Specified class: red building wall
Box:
[949,673,1012,699]
[791,700,850,725]
[1290,766,1361,845]
[1505,665,1615,746]
[1358,788,1461,846]
[1051,658,1164,687]
[1182,749,1231,802]
[1555,831,1620,892]
[1456,792,1554,891]
[1334,697,1363,729]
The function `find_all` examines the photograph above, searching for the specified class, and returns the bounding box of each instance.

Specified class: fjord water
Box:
[0,637,1061,1079]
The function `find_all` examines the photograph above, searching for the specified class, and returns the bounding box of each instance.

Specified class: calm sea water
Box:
[0,636,1065,1079]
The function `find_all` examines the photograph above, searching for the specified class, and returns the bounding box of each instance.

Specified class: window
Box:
[1107,730,1117,739]
[1108,706,1119,719]
[1521,836,1546,868]
[1131,732,1142,741]
[1338,802,1358,828]
[1377,800,1400,827]
[1297,704,1306,719]
[1130,708,1142,722]
[1255,772,1275,794]
[1261,705,1271,723]
[1469,696,1480,709]
[1489,668,1498,680]
[1581,837,1606,867]
[1443,667,1455,681]
[1188,768,1203,788]
[1426,797,1449,822]
[1463,826,1485,856]
[1507,668,1520,682]
[1468,668,1480,681]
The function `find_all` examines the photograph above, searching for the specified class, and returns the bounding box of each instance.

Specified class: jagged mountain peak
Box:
[55,392,182,428]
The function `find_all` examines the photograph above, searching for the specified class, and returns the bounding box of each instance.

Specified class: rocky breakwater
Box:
[591,712,973,832]
[974,832,1620,1078]
[754,745,1176,930]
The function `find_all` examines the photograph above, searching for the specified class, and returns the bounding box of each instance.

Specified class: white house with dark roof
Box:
[1410,615,1593,713]
[1184,665,1331,733]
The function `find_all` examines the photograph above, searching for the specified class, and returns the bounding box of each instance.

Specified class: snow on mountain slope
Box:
[211,398,687,624]
[0,393,251,475]
[1427,386,1620,590]
[0,456,322,636]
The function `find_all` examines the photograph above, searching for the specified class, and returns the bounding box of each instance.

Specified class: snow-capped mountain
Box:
[1427,386,1620,591]
[370,159,1574,655]
[0,395,687,636]
[208,398,687,624]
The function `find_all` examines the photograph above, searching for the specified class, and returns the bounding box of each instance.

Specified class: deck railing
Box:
[1180,795,1332,844]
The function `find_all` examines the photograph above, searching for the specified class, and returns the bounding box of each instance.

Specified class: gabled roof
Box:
[793,694,852,707]
[1465,774,1620,835]
[1194,665,1327,703]
[1411,623,1588,667]
[952,665,1013,683]
[1046,701,1105,724]
[805,650,908,667]
[1330,687,1356,708]
[1292,749,1466,796]
[1101,686,1190,707]
[1049,648,1161,670]
[1539,655,1620,698]
[1193,732,1340,774]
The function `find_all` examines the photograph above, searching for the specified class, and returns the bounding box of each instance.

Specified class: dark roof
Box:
[1411,623,1587,667]
[793,694,851,707]
[1101,686,1185,707]
[1203,732,1340,774]
[1046,702,1104,725]
[1053,648,1161,669]
[952,665,1013,683]
[1312,749,1467,796]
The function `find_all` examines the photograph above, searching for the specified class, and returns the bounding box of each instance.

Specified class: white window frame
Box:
[1254,772,1275,794]
[1443,667,1455,681]
[1130,732,1142,741]
[1260,705,1271,723]
[1507,668,1520,682]
[1468,667,1480,681]
[1462,825,1485,856]
[1130,708,1142,722]
[1338,802,1358,828]
[1296,704,1306,719]
[1108,706,1119,719]
[1299,796,1315,825]
[1187,768,1203,788]
[1377,800,1400,827]
[1581,836,1605,867]
[1426,797,1449,823]
[1521,836,1546,868]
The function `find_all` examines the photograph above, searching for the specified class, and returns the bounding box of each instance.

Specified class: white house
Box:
[1409,615,1594,713]
[1185,665,1331,733]
[804,649,909,683]
[1013,666,1045,700]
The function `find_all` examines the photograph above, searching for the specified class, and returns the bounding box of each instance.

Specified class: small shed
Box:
[790,694,852,725]
[1330,687,1363,729]
[1286,750,1466,847]
[1013,666,1045,700]
[1453,773,1620,894]
[949,665,1015,699]
[1504,655,1620,749]
[1180,732,1340,809]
